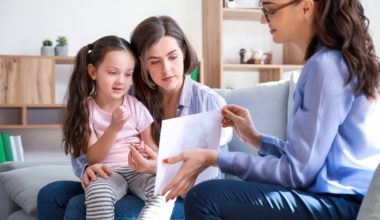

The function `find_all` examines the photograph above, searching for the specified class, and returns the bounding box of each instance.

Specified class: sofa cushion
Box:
[0,165,78,215]
[215,80,289,154]
[8,209,36,220]
[356,162,380,220]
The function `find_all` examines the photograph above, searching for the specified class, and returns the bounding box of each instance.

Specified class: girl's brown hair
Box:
[63,35,135,158]
[131,16,198,144]
[305,0,380,99]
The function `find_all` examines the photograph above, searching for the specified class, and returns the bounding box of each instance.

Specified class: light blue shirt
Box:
[72,76,231,179]
[218,46,380,196]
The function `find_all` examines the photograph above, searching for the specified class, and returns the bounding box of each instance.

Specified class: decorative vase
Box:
[54,46,68,56]
[41,46,54,56]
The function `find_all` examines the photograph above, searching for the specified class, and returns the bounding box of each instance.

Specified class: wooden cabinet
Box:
[202,0,304,88]
[0,55,74,129]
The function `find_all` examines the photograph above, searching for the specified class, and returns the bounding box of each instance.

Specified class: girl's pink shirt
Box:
[88,95,153,168]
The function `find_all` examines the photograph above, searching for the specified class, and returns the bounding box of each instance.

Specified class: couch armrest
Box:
[0,161,71,220]
[0,161,69,173]
[0,178,21,220]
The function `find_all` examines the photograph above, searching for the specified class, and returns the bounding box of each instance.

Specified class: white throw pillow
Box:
[0,165,78,215]
[216,79,289,154]
[356,162,380,220]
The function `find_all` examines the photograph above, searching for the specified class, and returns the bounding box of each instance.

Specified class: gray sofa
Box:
[0,77,379,220]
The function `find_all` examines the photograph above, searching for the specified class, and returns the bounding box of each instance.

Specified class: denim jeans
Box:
[37,181,184,220]
[184,179,362,220]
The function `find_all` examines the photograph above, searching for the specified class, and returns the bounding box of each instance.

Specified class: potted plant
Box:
[54,36,68,56]
[41,39,54,56]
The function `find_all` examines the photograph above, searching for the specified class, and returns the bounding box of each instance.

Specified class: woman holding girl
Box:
[38,16,230,220]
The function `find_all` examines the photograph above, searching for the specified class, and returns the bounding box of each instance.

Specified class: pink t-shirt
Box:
[88,95,153,168]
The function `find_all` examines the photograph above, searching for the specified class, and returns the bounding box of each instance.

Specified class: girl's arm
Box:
[140,125,158,152]
[85,127,118,164]
[85,105,128,164]
[128,125,158,174]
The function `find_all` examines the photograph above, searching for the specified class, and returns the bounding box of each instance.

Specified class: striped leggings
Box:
[85,166,175,220]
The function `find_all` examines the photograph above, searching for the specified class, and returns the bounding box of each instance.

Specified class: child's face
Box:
[88,50,135,102]
[145,36,185,94]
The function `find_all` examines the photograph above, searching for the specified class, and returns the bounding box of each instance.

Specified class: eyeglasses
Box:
[259,0,302,23]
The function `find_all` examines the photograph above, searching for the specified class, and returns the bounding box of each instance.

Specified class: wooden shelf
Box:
[0,125,62,129]
[0,104,65,129]
[0,55,73,129]
[224,64,303,70]
[223,8,262,21]
[202,0,304,88]
[54,56,75,64]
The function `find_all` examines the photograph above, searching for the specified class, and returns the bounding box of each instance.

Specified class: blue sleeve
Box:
[218,52,354,189]
[71,152,88,179]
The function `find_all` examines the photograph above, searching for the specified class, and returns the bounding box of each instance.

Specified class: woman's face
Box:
[259,0,308,44]
[145,36,185,93]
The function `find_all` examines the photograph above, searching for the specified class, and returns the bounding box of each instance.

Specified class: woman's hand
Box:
[221,104,261,148]
[161,148,218,201]
[128,141,157,175]
[81,163,112,190]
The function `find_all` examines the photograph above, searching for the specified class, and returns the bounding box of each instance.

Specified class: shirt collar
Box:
[178,75,193,109]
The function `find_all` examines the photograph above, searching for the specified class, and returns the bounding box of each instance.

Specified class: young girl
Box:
[162,0,380,219]
[63,35,173,220]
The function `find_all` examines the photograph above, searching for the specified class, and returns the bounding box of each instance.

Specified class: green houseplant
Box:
[41,39,54,56]
[54,36,68,56]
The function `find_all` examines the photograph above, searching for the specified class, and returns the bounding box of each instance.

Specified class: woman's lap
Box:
[38,180,184,220]
[184,179,362,220]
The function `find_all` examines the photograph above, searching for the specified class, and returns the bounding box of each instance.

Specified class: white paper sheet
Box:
[154,110,225,195]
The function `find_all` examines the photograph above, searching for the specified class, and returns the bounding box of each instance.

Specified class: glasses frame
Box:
[259,0,302,23]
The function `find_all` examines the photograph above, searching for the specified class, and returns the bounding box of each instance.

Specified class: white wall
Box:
[0,0,202,56]
[0,0,379,161]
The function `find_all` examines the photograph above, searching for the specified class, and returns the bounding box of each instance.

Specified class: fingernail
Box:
[163,158,169,163]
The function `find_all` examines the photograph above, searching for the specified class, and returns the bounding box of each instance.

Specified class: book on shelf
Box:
[0,135,6,163]
[0,132,25,163]
[1,132,14,161]
[13,135,25,162]
[9,136,19,161]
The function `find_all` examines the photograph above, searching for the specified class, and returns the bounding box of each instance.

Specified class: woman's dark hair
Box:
[63,35,135,158]
[305,0,380,99]
[131,15,198,144]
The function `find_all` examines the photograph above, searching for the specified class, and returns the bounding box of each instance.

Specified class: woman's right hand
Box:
[81,163,112,190]
[221,104,261,147]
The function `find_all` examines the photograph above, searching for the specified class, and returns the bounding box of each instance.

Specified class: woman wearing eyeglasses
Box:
[162,0,380,219]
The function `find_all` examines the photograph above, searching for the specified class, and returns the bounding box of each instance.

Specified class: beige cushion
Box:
[356,163,380,220]
[0,165,77,215]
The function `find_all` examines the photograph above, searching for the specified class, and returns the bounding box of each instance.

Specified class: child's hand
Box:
[81,163,112,190]
[110,105,129,131]
[128,141,158,174]
[130,142,150,158]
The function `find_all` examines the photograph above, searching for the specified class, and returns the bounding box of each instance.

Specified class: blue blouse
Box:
[72,76,231,179]
[218,46,380,196]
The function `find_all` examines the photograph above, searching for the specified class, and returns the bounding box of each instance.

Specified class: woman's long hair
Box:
[305,0,380,99]
[131,16,198,144]
[63,35,134,157]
